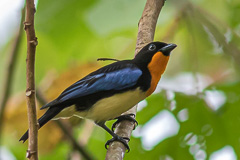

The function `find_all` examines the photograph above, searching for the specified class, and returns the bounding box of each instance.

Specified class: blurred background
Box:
[0,0,240,159]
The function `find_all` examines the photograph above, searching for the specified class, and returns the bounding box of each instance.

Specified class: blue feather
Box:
[57,67,142,102]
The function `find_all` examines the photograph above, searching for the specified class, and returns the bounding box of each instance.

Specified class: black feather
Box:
[19,107,63,143]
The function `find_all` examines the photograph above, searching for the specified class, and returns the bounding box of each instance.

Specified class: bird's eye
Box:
[148,44,156,51]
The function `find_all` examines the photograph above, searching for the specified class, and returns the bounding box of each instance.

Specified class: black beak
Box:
[159,43,177,56]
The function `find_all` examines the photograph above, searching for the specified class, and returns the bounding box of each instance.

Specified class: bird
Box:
[19,41,177,151]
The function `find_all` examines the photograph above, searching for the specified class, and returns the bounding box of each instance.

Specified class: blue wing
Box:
[52,63,142,106]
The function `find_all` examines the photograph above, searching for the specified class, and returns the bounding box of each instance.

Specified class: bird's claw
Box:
[105,136,130,152]
[111,114,138,131]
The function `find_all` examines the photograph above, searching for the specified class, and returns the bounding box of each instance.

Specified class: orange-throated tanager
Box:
[19,42,177,151]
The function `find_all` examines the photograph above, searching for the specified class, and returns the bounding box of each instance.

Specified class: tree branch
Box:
[25,0,38,159]
[105,0,165,159]
[135,0,165,54]
[0,7,25,145]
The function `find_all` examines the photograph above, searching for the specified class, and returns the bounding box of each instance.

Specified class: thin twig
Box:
[35,90,94,160]
[0,7,25,145]
[25,0,38,159]
[105,0,165,159]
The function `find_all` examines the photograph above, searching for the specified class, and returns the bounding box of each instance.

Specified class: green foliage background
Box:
[1,0,240,159]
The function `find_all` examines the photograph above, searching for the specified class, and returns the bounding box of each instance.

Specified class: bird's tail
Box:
[19,106,62,143]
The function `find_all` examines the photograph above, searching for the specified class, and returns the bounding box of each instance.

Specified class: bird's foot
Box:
[112,114,138,131]
[105,135,130,152]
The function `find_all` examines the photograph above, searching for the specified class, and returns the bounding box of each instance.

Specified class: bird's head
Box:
[134,42,177,63]
[134,42,177,69]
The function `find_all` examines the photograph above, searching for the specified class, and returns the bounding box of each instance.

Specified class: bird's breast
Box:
[146,52,169,96]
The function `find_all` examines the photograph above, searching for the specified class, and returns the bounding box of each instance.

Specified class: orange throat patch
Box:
[146,52,169,97]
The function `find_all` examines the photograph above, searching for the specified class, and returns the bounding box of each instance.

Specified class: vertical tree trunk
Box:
[25,0,38,159]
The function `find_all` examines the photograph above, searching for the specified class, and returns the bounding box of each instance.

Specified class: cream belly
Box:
[54,88,146,122]
[81,88,145,122]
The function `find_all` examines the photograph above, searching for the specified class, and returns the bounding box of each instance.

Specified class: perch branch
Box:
[105,0,165,159]
[25,0,38,159]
